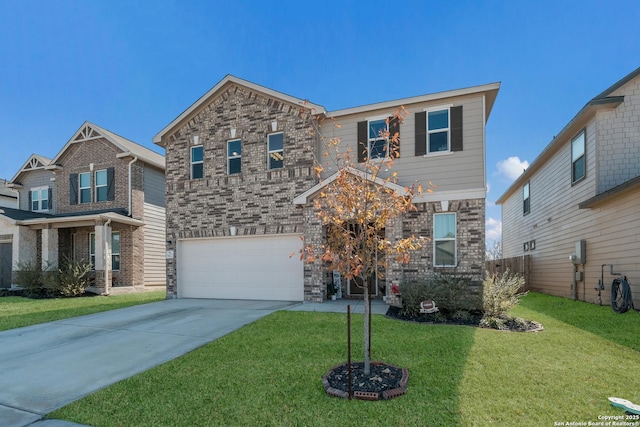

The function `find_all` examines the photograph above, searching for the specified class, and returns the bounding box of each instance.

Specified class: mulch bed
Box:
[322,361,409,401]
[385,306,543,332]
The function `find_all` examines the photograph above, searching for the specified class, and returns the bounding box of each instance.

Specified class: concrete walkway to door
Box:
[0,297,388,427]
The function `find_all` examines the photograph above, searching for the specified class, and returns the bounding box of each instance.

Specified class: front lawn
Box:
[0,291,166,331]
[51,293,640,426]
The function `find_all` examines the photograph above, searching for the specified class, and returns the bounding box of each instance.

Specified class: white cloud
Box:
[485,217,502,241]
[496,156,529,181]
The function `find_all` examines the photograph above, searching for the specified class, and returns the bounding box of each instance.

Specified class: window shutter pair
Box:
[414,105,463,155]
[69,167,115,204]
[357,116,401,163]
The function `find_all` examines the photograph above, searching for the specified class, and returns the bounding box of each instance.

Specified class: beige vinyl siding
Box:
[318,95,486,192]
[502,120,597,297]
[142,166,166,287]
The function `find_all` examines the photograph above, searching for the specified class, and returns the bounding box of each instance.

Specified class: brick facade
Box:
[163,84,318,297]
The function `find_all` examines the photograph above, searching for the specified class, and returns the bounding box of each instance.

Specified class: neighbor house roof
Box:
[495,66,640,205]
[153,75,327,146]
[50,121,165,170]
[0,207,144,227]
[579,175,640,209]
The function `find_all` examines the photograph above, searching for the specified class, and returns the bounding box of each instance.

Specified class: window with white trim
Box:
[434,213,456,267]
[268,132,284,169]
[30,186,49,211]
[89,232,120,270]
[427,108,450,153]
[191,146,204,179]
[79,172,91,204]
[523,181,530,215]
[227,139,242,174]
[571,130,585,183]
[95,169,108,202]
[368,118,389,160]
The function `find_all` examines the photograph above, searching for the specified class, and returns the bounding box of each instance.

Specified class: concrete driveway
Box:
[0,298,297,427]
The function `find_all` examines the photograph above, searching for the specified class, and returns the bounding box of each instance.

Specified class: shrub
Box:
[482,270,527,318]
[57,257,93,297]
[14,261,55,298]
[429,275,481,313]
[399,281,433,317]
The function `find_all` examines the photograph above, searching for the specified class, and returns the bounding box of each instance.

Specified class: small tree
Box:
[301,108,429,375]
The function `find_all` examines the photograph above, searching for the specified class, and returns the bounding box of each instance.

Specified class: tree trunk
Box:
[363,280,371,375]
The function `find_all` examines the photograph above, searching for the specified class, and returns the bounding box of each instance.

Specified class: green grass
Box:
[49,292,640,427]
[0,291,166,331]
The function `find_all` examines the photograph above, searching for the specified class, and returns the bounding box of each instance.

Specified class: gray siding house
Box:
[0,122,166,293]
[154,75,499,302]
[497,67,640,308]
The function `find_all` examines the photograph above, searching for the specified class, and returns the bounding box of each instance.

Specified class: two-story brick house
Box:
[154,75,499,302]
[0,122,166,293]
[497,66,640,308]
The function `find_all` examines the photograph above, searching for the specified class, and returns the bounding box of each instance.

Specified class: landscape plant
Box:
[480,269,528,330]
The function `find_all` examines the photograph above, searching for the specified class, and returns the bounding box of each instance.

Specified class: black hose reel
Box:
[611,276,635,314]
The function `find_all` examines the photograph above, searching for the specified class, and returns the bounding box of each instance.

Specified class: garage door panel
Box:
[177,235,303,301]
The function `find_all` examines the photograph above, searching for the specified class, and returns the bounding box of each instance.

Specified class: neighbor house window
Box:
[30,186,49,211]
[523,181,530,215]
[79,172,91,203]
[90,233,96,269]
[227,139,242,174]
[427,108,450,153]
[95,169,108,202]
[111,232,120,271]
[368,118,389,160]
[268,132,284,169]
[571,130,585,183]
[434,213,456,267]
[191,146,204,179]
[89,232,120,270]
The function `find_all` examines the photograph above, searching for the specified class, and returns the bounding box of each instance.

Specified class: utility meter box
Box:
[572,240,586,265]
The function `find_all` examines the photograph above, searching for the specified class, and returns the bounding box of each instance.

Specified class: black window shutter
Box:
[357,121,367,163]
[388,116,400,158]
[451,105,463,152]
[106,167,115,201]
[48,188,53,210]
[69,174,78,205]
[415,112,427,156]
[28,190,32,211]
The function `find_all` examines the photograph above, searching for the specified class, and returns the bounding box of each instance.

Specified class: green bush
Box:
[14,261,55,298]
[482,270,527,318]
[399,274,481,316]
[14,258,92,298]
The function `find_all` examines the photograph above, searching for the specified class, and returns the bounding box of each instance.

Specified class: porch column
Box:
[93,222,112,293]
[41,226,59,270]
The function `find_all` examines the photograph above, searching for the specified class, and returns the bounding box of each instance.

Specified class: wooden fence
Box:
[485,255,531,290]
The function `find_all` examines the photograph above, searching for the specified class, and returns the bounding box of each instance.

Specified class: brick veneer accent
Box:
[163,84,318,298]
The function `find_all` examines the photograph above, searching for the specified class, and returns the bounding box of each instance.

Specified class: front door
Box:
[0,242,12,288]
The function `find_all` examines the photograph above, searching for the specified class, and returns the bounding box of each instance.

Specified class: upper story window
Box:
[415,106,463,157]
[268,132,284,170]
[434,213,456,267]
[30,186,49,211]
[227,139,242,175]
[79,172,91,204]
[571,130,585,184]
[95,169,108,202]
[427,109,450,153]
[523,181,530,215]
[191,146,204,179]
[368,118,389,160]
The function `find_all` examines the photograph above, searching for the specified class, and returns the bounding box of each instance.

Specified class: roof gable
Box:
[50,121,165,170]
[153,75,326,146]
[9,153,53,184]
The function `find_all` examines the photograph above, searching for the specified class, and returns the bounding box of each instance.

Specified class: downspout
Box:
[104,218,112,295]
[128,156,138,216]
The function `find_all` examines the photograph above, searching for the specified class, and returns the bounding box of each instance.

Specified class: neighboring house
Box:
[497,67,640,308]
[0,179,19,208]
[154,75,500,302]
[0,122,166,293]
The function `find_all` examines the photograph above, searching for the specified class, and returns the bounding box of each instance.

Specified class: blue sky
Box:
[1,0,639,247]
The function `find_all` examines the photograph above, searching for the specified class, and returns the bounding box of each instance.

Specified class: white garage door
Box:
[177,234,303,301]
